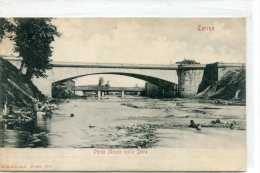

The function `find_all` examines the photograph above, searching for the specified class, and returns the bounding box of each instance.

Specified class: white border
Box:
[249,0,260,172]
[0,0,252,17]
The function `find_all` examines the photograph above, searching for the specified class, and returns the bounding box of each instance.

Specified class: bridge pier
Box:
[121,91,125,98]
[177,68,204,97]
[97,91,101,99]
[174,85,178,96]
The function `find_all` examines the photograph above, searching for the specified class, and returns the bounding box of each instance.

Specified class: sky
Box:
[0,18,246,87]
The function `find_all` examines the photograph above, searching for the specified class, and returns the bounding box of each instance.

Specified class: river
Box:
[0,97,246,149]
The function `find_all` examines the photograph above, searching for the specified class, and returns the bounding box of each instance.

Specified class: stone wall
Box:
[197,63,218,93]
[198,63,245,94]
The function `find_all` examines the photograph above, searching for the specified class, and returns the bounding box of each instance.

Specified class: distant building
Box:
[52,79,75,98]
[60,80,75,91]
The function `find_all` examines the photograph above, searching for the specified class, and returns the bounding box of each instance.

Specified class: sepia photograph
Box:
[0,17,246,171]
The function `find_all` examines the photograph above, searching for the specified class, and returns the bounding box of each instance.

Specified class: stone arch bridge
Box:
[5,58,245,98]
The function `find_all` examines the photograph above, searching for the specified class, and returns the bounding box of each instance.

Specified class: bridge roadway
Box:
[52,61,205,70]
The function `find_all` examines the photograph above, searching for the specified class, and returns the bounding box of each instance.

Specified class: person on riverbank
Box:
[34,102,46,121]
[3,104,17,119]
[33,100,57,120]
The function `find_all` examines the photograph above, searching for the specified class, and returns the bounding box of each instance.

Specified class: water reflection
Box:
[0,118,50,147]
[0,98,160,148]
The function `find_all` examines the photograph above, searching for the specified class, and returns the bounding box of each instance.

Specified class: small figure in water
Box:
[189,120,197,128]
[189,120,202,131]
[70,113,74,117]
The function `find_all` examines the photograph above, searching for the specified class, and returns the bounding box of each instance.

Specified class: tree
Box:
[13,18,60,79]
[98,77,105,86]
[105,80,110,88]
[0,18,60,80]
[0,18,14,42]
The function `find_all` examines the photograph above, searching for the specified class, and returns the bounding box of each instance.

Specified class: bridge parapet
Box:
[215,62,245,68]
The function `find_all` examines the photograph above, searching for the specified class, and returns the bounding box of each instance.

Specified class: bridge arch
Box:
[52,72,178,98]
[53,72,177,88]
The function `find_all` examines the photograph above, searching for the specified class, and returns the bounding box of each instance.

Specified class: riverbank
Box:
[0,58,57,131]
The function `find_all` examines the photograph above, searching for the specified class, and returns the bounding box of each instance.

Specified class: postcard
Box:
[0,17,246,171]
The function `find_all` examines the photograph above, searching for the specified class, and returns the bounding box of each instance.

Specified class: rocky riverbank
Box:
[121,98,246,130]
[103,97,245,148]
[0,57,56,129]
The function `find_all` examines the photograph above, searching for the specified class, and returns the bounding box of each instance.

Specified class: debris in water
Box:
[229,121,237,129]
[165,114,175,118]
[211,119,221,124]
[196,124,202,131]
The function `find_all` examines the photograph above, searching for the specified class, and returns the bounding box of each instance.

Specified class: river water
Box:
[0,97,246,149]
